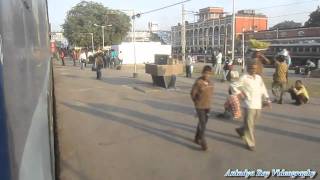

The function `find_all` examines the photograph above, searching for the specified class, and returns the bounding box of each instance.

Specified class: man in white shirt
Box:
[215,50,223,77]
[279,49,291,67]
[186,55,193,78]
[233,60,271,151]
[118,51,124,65]
[79,50,87,70]
[87,51,93,58]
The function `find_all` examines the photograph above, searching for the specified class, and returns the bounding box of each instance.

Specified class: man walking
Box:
[272,55,288,104]
[95,52,104,80]
[186,55,193,78]
[110,49,117,69]
[79,50,87,70]
[251,51,270,76]
[278,49,291,67]
[215,50,223,78]
[72,49,77,66]
[60,50,65,66]
[234,60,271,151]
[191,65,214,151]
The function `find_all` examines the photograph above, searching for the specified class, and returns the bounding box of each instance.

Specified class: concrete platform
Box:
[54,61,320,180]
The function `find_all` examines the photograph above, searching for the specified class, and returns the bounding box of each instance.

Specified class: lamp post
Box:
[79,33,94,52]
[132,12,138,78]
[181,4,186,63]
[242,28,245,72]
[231,0,236,62]
[94,24,112,49]
[90,33,94,53]
[117,9,137,78]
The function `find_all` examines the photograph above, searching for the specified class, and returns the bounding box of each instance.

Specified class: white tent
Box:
[112,42,171,64]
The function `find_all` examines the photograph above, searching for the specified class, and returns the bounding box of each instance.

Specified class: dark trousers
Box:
[195,109,209,145]
[288,89,308,105]
[61,58,65,66]
[106,59,110,68]
[186,65,192,78]
[272,81,286,103]
[111,58,115,68]
[103,58,107,68]
[96,65,103,79]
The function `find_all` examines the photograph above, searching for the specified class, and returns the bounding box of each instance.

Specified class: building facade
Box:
[124,30,172,45]
[244,27,320,66]
[50,32,68,48]
[171,7,268,55]
[125,31,152,42]
[244,26,320,42]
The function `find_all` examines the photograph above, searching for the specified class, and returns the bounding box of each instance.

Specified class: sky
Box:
[48,0,319,31]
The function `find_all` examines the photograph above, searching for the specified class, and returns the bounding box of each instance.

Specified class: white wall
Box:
[112,42,171,64]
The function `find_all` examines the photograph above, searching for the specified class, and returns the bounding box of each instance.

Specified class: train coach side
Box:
[0,0,55,179]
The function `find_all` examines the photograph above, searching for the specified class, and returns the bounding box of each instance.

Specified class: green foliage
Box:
[270,20,302,30]
[150,33,161,42]
[150,33,168,44]
[305,6,320,27]
[62,1,131,48]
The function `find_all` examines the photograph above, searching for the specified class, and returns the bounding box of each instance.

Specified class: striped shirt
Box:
[274,62,288,83]
[224,95,242,119]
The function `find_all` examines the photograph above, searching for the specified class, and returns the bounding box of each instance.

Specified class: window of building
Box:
[312,47,317,52]
[290,47,295,52]
[269,47,274,52]
[298,47,303,52]
[293,47,297,52]
[305,47,310,53]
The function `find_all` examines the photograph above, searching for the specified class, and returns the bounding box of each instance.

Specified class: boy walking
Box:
[191,66,214,151]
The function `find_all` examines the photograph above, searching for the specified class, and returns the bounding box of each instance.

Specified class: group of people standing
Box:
[59,48,124,80]
[190,48,310,151]
[213,50,240,82]
[271,50,310,105]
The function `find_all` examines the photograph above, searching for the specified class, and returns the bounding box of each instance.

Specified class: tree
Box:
[270,20,302,30]
[62,1,131,48]
[150,33,168,44]
[305,6,320,27]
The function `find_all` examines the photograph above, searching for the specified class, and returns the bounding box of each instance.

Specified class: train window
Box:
[293,47,297,52]
[305,47,310,52]
[298,47,303,52]
[271,47,275,52]
[312,47,317,52]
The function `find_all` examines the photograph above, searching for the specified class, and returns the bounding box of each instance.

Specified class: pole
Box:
[224,21,227,61]
[193,14,195,50]
[181,4,186,63]
[242,28,245,72]
[91,33,94,53]
[231,0,235,61]
[102,26,105,49]
[133,10,137,78]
